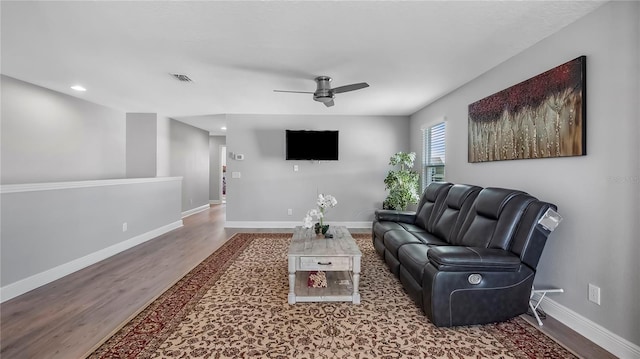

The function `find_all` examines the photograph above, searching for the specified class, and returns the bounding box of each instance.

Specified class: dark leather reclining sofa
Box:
[372,182,557,327]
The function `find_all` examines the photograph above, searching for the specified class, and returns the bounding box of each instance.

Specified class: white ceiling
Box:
[1,1,605,135]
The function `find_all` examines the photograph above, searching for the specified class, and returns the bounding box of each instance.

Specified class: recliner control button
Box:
[468,274,482,285]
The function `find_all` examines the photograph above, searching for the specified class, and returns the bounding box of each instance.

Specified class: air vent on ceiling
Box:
[171,73,193,82]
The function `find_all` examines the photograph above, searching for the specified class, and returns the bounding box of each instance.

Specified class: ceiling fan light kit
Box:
[274,76,369,107]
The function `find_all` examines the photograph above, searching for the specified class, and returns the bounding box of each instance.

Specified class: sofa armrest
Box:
[374,209,416,224]
[427,246,521,272]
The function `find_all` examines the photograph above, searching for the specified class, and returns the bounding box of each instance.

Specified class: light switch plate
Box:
[588,283,601,305]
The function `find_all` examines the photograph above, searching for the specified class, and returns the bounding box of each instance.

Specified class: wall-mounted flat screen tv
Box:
[285,130,339,160]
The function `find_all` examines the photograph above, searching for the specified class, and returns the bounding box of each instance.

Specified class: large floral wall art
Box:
[468,56,586,163]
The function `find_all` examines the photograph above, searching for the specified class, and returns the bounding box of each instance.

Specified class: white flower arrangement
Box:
[303,208,322,229]
[317,194,338,210]
[303,194,338,230]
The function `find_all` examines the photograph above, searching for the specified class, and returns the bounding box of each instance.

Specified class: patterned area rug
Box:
[88,233,576,358]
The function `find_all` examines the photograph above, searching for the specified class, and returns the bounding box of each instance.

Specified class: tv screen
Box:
[286,130,339,160]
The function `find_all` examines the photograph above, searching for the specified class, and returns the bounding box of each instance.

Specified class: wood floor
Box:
[0,205,614,359]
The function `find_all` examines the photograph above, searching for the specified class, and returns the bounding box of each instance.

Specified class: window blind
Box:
[422,121,446,189]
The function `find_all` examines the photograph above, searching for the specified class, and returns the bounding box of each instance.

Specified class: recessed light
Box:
[71,85,86,92]
[221,126,227,131]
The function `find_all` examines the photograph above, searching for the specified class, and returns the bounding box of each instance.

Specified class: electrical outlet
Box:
[287,209,293,216]
[122,222,128,232]
[588,283,601,305]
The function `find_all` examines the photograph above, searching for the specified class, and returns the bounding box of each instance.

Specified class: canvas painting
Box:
[468,56,586,163]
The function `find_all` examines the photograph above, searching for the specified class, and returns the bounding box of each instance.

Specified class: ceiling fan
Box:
[274,76,369,107]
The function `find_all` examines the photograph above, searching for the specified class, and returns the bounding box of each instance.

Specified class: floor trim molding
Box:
[224,221,372,229]
[541,297,640,358]
[0,220,183,303]
[181,204,210,218]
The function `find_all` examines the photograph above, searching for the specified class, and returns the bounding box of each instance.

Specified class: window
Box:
[422,121,446,190]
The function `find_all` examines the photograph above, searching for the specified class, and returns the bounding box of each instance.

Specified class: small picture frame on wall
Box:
[468,56,586,163]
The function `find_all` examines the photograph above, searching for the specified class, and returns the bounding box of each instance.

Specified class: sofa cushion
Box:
[400,223,427,233]
[432,184,482,244]
[414,182,452,231]
[445,184,479,210]
[411,232,449,246]
[374,221,427,240]
[383,230,423,258]
[397,243,431,284]
[373,221,406,239]
[416,182,449,213]
[475,188,525,220]
[456,189,535,249]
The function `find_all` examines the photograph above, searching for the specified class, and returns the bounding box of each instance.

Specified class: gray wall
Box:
[1,75,126,184]
[0,76,206,298]
[225,114,410,223]
[409,1,639,347]
[0,74,210,215]
[1,179,182,290]
[156,116,171,177]
[209,136,227,202]
[126,113,158,178]
[165,119,210,212]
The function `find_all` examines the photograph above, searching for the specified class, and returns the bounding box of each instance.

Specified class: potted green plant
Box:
[383,152,420,210]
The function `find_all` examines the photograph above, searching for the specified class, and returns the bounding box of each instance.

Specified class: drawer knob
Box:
[317,261,332,265]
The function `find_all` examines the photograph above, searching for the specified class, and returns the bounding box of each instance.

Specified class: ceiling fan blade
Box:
[273,90,314,94]
[331,82,369,94]
[324,99,335,107]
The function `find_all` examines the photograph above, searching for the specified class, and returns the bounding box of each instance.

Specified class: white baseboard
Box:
[0,220,183,303]
[181,204,210,218]
[209,200,222,204]
[541,297,640,358]
[224,221,372,229]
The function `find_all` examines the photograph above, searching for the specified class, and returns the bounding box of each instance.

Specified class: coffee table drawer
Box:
[299,256,351,271]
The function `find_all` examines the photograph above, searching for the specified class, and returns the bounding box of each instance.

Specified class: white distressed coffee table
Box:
[288,226,362,304]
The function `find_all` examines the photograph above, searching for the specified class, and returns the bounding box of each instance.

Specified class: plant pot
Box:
[314,223,330,236]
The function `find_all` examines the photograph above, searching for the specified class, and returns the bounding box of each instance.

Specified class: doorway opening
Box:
[220,145,227,203]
